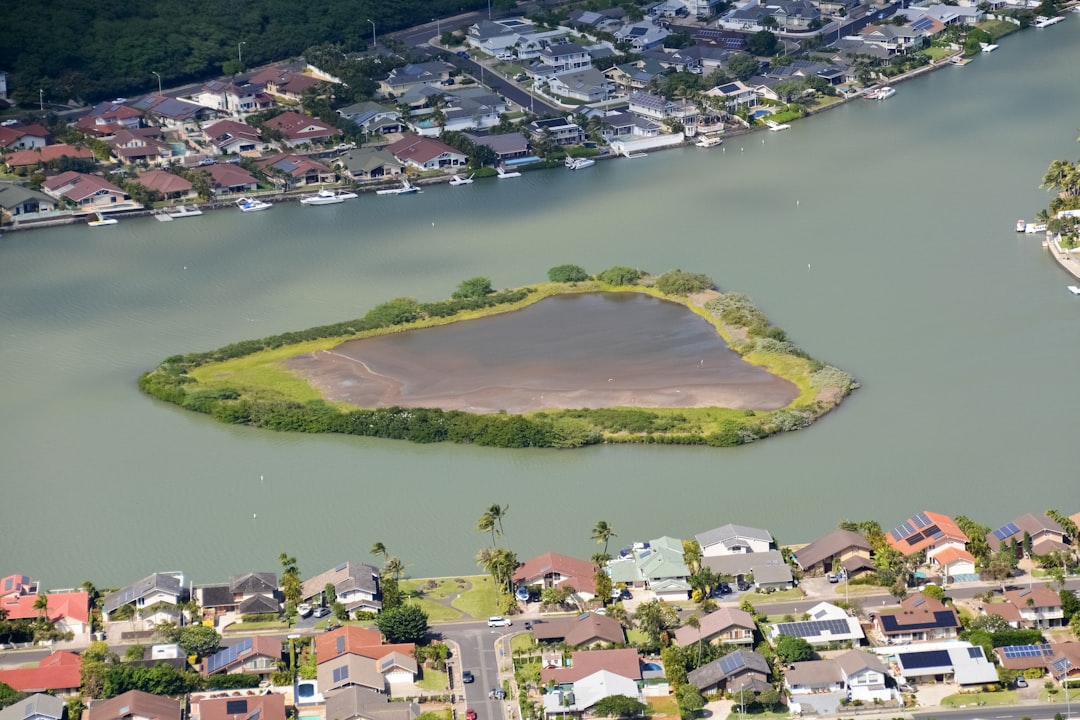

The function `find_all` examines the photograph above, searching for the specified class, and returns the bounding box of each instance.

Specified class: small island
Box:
[139,265,857,448]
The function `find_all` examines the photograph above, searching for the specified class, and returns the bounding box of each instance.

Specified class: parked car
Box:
[465,710,477,720]
[827,574,838,584]
[487,616,512,627]
[313,606,330,618]
[297,603,313,618]
[462,670,474,684]
[523,621,532,630]
[736,581,751,592]
[457,51,469,58]
[1015,677,1028,688]
[619,588,633,600]
[488,688,505,700]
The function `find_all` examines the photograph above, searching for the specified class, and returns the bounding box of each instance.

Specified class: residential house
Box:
[888,641,998,685]
[720,0,819,31]
[315,626,417,693]
[0,182,58,220]
[42,172,134,213]
[686,649,771,694]
[264,111,342,148]
[130,95,219,131]
[627,91,698,133]
[463,132,531,163]
[986,514,1068,556]
[568,8,626,33]
[607,537,691,599]
[540,648,642,685]
[695,524,775,557]
[0,694,65,720]
[613,21,671,52]
[0,652,82,695]
[993,643,1055,672]
[884,511,968,564]
[337,102,406,135]
[196,572,280,623]
[249,68,322,101]
[792,529,871,576]
[87,691,181,720]
[75,101,142,136]
[527,117,585,146]
[303,562,382,613]
[0,124,49,150]
[831,38,893,63]
[203,636,283,678]
[835,649,890,702]
[693,29,748,52]
[106,128,175,165]
[0,589,91,639]
[981,602,1023,629]
[379,62,454,97]
[547,68,613,103]
[703,550,793,591]
[603,59,667,92]
[194,80,274,116]
[858,24,927,54]
[598,112,662,141]
[258,154,336,187]
[816,0,860,13]
[414,89,508,136]
[705,81,759,111]
[1003,585,1064,628]
[674,607,756,647]
[644,48,702,74]
[873,592,961,644]
[537,44,592,74]
[335,148,405,182]
[192,694,285,720]
[132,172,195,204]
[907,4,984,25]
[541,670,644,717]
[4,145,95,173]
[769,602,864,646]
[513,552,598,601]
[324,686,421,720]
[465,18,549,56]
[785,660,845,695]
[932,547,977,580]
[531,612,626,647]
[1046,643,1080,684]
[386,134,467,172]
[202,119,271,156]
[695,45,735,74]
[201,164,259,196]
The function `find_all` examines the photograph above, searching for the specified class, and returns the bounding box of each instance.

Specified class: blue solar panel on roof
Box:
[899,649,951,670]
[1052,657,1072,675]
[968,647,983,659]
[930,529,944,539]
[719,652,746,675]
[1002,645,1053,659]
[913,512,931,528]
[207,637,252,674]
[775,619,851,638]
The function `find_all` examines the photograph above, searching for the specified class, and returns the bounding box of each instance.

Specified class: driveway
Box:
[790,691,846,715]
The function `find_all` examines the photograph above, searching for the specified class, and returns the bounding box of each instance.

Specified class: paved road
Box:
[913,702,1076,720]
[441,622,513,720]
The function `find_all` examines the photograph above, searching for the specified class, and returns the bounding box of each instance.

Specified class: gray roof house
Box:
[335,148,405,181]
[463,132,531,161]
[0,182,57,220]
[337,102,405,135]
[703,550,793,590]
[325,687,421,720]
[0,694,65,720]
[687,649,771,694]
[792,530,871,575]
[695,524,775,557]
[547,68,614,102]
[103,572,184,620]
[302,562,381,612]
[379,62,454,96]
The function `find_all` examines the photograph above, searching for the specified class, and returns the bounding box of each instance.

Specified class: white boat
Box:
[376,178,422,195]
[449,174,474,185]
[874,87,896,100]
[1016,219,1027,232]
[765,119,791,132]
[167,205,203,218]
[236,197,273,212]
[695,135,724,148]
[949,55,971,65]
[1033,15,1064,26]
[980,43,999,53]
[565,156,595,170]
[1025,223,1048,234]
[496,166,521,179]
[301,189,357,205]
[87,212,118,227]
[1068,286,1080,295]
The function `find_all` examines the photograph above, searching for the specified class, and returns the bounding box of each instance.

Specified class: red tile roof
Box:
[0,651,82,692]
[201,163,258,189]
[315,625,383,663]
[136,170,194,194]
[42,172,124,202]
[5,145,95,167]
[195,693,285,720]
[540,648,641,684]
[0,590,89,623]
[982,603,1022,625]
[513,552,598,596]
[0,575,35,598]
[932,547,974,566]
[88,690,181,720]
[0,124,49,147]
[264,111,340,142]
[386,134,464,165]
[885,511,967,556]
[1004,585,1061,610]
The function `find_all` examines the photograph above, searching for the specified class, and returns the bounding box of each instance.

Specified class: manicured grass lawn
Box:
[941,690,1018,707]
[627,629,649,645]
[749,588,804,602]
[403,576,475,600]
[724,711,790,720]
[451,576,500,619]
[978,19,1020,41]
[648,695,680,718]
[418,669,449,691]
[511,632,536,654]
[407,598,464,623]
[224,620,288,631]
[922,46,954,61]
[835,583,885,596]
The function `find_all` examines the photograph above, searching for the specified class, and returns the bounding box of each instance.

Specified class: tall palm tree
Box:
[371,542,388,560]
[1042,160,1075,195]
[591,520,617,556]
[489,503,509,537]
[477,512,497,546]
[685,614,703,666]
[478,503,509,545]
[382,556,405,582]
[33,593,50,626]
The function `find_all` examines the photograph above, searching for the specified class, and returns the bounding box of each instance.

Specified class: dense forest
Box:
[1,0,487,105]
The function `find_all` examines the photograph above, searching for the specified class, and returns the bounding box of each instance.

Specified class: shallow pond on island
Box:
[288,293,800,413]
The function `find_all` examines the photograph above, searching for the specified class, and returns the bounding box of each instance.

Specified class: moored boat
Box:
[1016,219,1027,232]
[1033,15,1064,26]
[875,87,896,100]
[565,156,595,170]
[301,189,357,205]
[1068,285,1080,296]
[765,119,791,132]
[236,197,273,212]
[87,212,118,227]
[695,135,723,148]
[376,178,422,195]
[1024,223,1048,234]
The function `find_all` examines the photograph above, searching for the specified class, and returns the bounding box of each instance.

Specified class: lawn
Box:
[941,690,1018,707]
[835,583,885,596]
[418,669,449,691]
[403,576,474,600]
[922,46,954,61]
[627,628,649,645]
[978,19,1021,41]
[648,695,680,718]
[511,633,536,654]
[407,598,464,623]
[224,620,288,631]
[750,588,804,602]
[724,711,790,720]
[451,576,501,619]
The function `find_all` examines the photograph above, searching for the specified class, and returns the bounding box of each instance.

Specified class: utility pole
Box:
[368,19,376,48]
[238,41,246,66]
[152,71,162,95]
[39,89,44,112]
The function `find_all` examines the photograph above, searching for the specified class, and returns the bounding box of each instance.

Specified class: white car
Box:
[487,616,512,627]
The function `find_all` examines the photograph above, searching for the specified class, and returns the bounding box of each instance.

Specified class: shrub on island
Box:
[655,269,715,296]
[596,265,643,286]
[548,264,590,283]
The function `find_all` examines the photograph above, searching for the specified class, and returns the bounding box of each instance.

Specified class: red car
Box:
[465,710,477,720]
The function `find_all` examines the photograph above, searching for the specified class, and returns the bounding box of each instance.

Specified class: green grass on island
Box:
[139,266,857,449]
[398,575,500,621]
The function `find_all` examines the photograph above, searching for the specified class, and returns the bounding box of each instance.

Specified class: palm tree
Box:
[383,556,405,582]
[371,542,388,560]
[686,614,703,666]
[1042,160,1075,195]
[478,503,509,545]
[33,593,50,625]
[591,520,617,556]
[477,512,497,546]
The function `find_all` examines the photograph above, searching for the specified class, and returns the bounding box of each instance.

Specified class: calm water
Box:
[3,21,1080,587]
[290,293,798,412]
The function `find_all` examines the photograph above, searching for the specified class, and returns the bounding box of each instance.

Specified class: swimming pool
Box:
[751,108,773,119]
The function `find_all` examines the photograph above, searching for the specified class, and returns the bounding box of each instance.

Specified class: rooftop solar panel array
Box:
[1052,657,1072,676]
[719,652,747,675]
[1001,645,1054,659]
[206,638,253,674]
[774,619,852,638]
[898,649,951,670]
[992,522,1020,541]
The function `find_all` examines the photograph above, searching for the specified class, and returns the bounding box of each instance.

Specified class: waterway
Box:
[3,20,1080,587]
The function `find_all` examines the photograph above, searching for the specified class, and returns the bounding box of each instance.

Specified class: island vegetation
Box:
[139,265,856,448]
[1037,133,1080,248]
